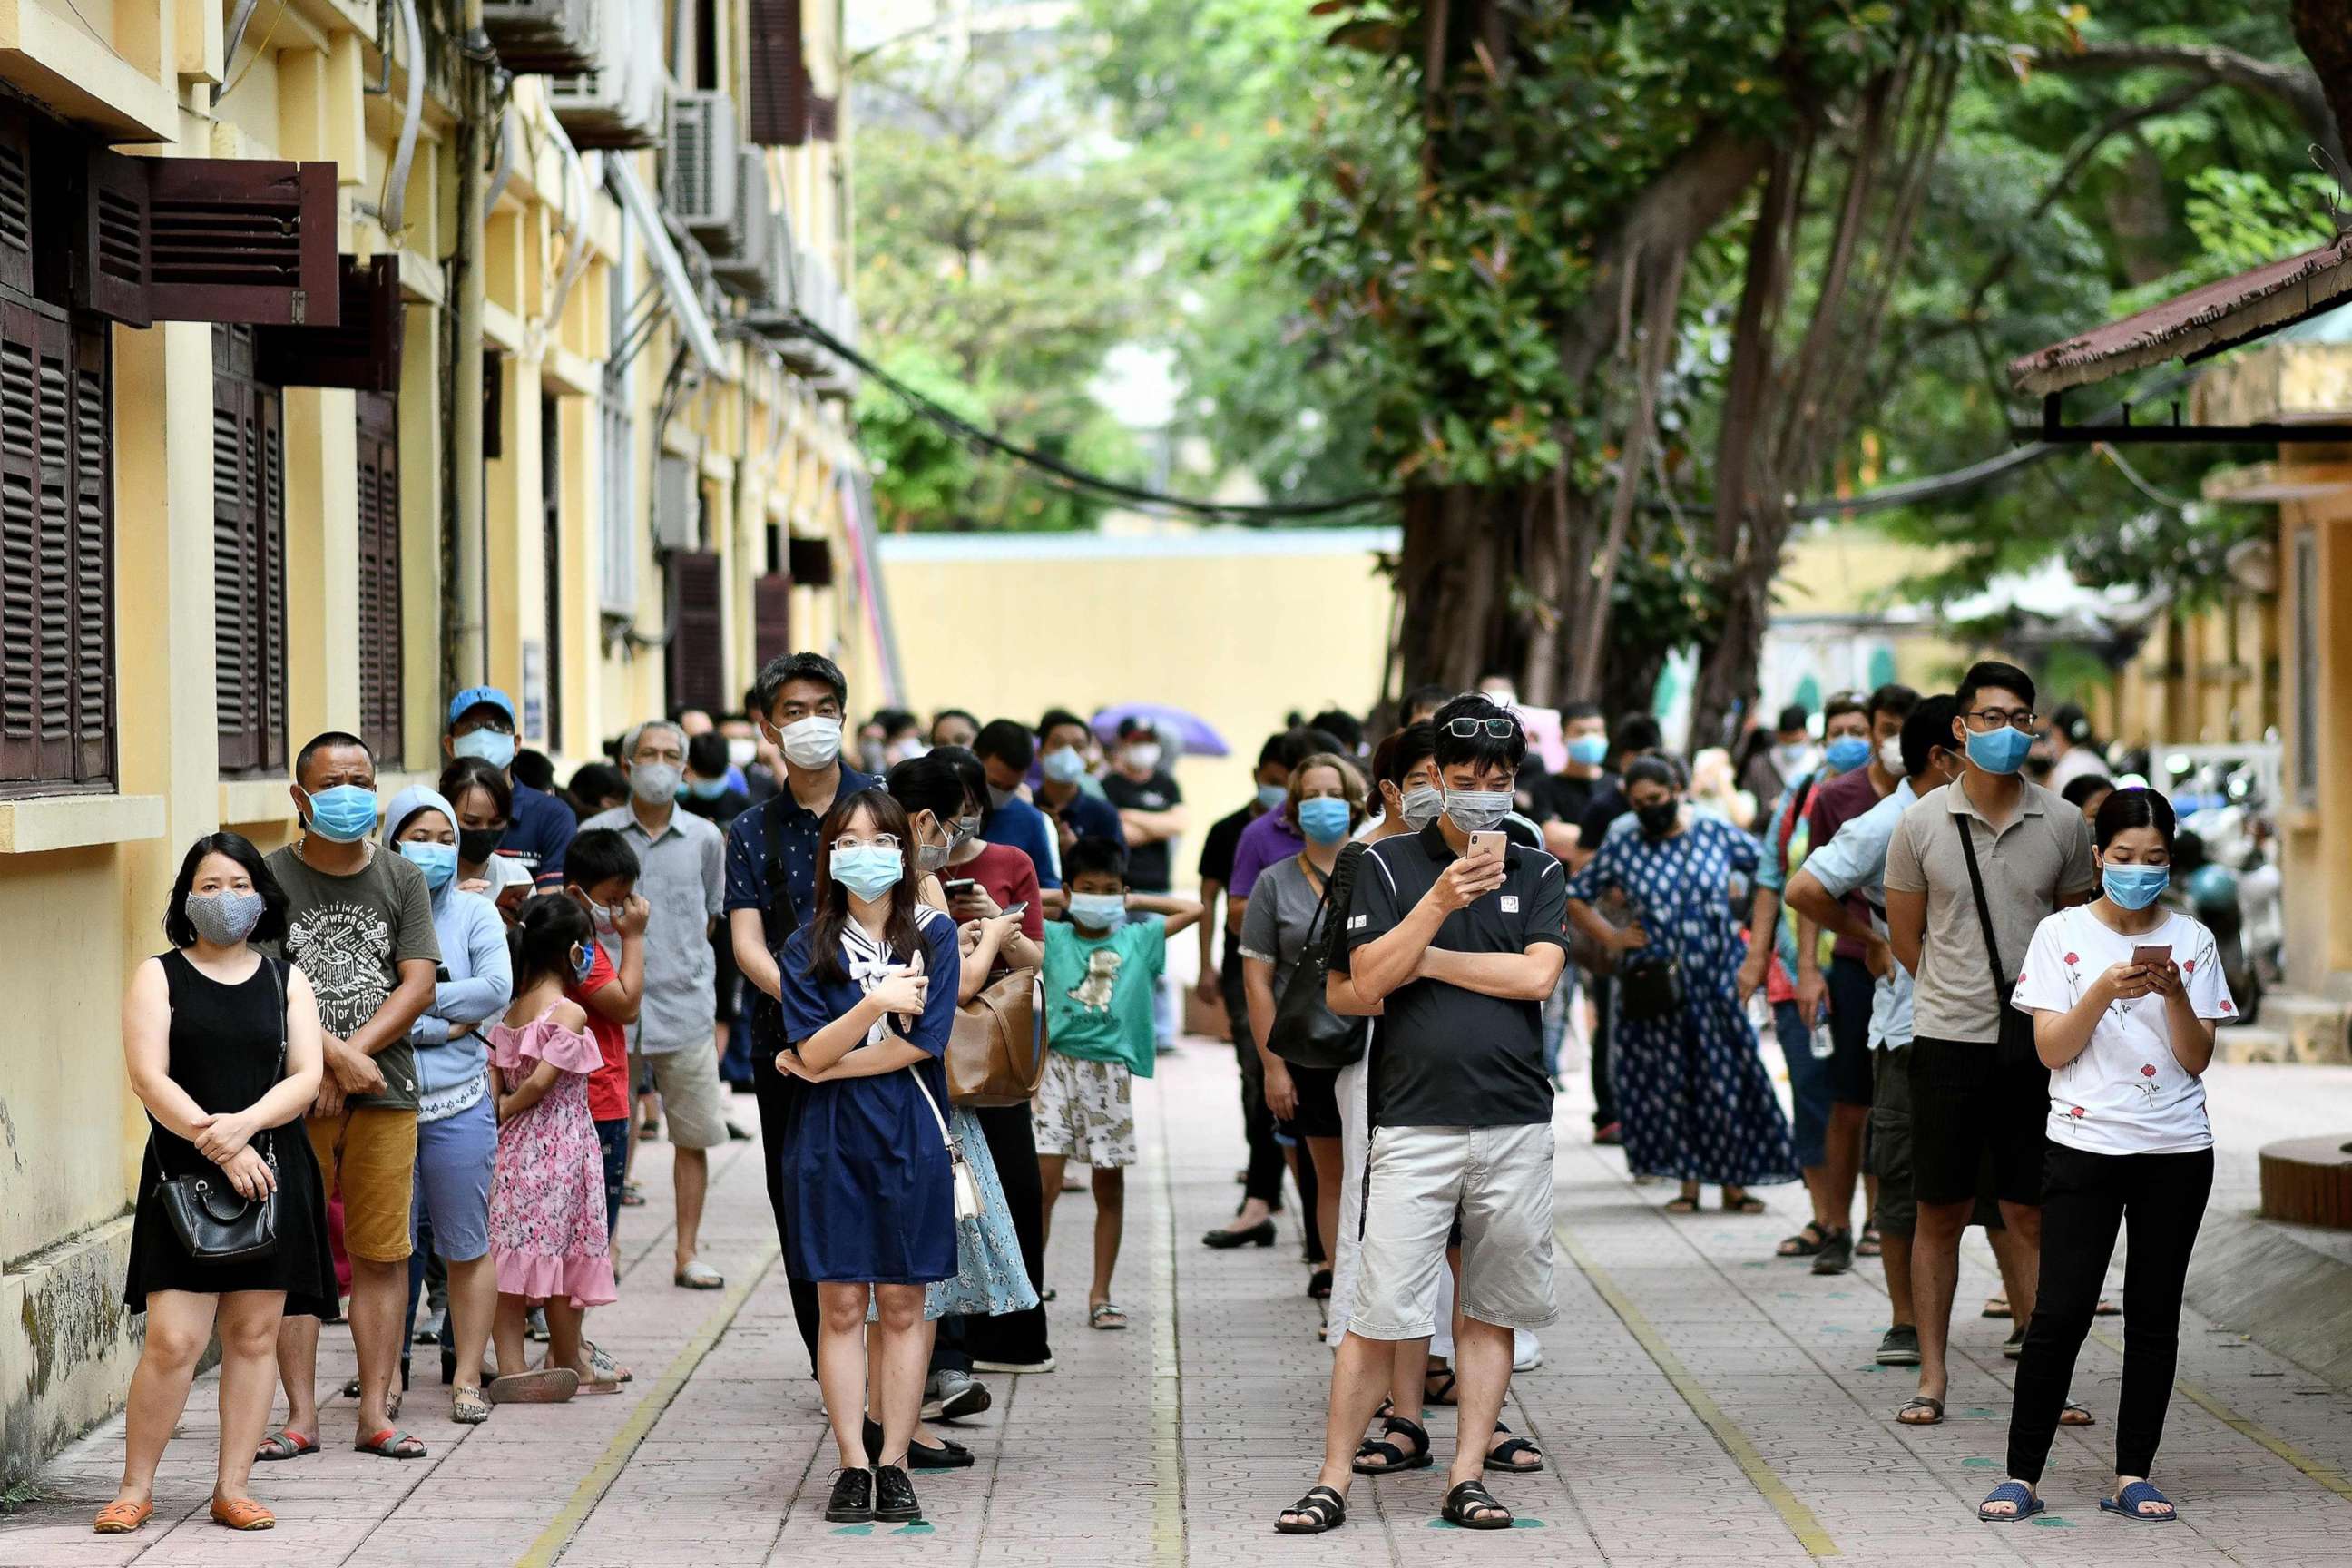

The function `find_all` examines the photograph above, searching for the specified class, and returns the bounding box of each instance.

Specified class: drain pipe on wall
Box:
[448,0,493,686]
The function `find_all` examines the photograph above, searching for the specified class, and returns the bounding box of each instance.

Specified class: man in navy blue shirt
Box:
[973,719,1064,891]
[1034,709,1125,859]
[443,685,573,887]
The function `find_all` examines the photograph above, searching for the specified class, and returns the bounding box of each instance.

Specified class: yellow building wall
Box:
[2279,492,2352,995]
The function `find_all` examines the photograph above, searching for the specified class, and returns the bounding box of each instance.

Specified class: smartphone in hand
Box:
[2132,944,2171,973]
[1466,829,1508,862]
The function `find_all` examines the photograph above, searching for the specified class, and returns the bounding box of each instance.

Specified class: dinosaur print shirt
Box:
[1041,915,1168,1079]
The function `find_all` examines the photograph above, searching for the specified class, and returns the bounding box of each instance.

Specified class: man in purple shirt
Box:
[1228,805,1308,904]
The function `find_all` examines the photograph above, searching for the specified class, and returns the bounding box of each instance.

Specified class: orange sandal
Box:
[92,1500,152,1534]
[210,1498,276,1531]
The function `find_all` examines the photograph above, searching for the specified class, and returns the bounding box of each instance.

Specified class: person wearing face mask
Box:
[103,835,334,1536]
[438,758,533,917]
[1738,703,1818,818]
[1975,788,2227,1527]
[442,688,575,889]
[929,707,981,752]
[1883,661,2098,1430]
[1033,709,1127,857]
[580,720,730,1292]
[257,732,441,1466]
[1103,718,1187,1054]
[383,788,514,1424]
[971,719,1066,892]
[1567,756,1797,1223]
[680,732,756,1091]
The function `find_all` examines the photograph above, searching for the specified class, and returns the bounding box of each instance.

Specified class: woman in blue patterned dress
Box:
[1566,758,1797,1212]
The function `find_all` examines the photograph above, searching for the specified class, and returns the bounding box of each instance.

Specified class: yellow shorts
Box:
[307,1106,419,1264]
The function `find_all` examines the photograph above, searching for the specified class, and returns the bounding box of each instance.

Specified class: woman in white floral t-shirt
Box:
[1977,788,2230,1528]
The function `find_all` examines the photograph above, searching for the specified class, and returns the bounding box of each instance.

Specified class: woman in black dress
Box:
[99,834,334,1536]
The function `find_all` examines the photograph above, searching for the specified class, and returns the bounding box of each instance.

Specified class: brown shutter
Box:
[64,147,152,327]
[213,326,288,776]
[806,95,838,142]
[785,533,833,588]
[255,255,403,390]
[753,571,791,671]
[68,318,111,783]
[0,112,34,297]
[666,550,726,717]
[148,161,339,327]
[745,0,808,147]
[0,302,44,780]
[354,391,403,763]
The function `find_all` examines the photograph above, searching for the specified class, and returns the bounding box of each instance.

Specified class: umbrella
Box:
[1091,703,1230,758]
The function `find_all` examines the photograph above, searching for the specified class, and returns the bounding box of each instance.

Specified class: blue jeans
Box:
[1778,998,1829,1170]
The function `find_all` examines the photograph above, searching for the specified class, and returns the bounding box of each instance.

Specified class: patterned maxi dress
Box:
[1567,815,1798,1189]
[485,1008,618,1307]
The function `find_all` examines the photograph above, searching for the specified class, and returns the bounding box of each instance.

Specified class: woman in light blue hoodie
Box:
[383,785,514,1423]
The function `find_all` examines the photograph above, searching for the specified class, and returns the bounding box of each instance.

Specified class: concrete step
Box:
[2216,988,2352,1064]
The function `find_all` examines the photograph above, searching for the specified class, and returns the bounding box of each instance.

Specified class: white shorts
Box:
[642,1036,726,1151]
[1348,1122,1559,1340]
[1030,1054,1138,1169]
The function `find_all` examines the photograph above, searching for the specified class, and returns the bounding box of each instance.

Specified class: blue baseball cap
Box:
[446,685,517,730]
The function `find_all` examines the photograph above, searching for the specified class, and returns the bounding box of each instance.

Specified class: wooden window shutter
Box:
[255,255,404,390]
[64,146,152,328]
[212,326,289,776]
[0,111,34,298]
[806,95,838,142]
[785,533,832,588]
[745,0,808,147]
[752,571,791,671]
[354,392,403,763]
[147,161,339,327]
[666,550,726,718]
[67,318,112,784]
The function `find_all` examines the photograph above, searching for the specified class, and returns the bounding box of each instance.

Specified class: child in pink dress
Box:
[485,895,618,1403]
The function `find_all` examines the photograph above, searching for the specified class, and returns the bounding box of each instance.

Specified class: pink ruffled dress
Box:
[485,1007,617,1307]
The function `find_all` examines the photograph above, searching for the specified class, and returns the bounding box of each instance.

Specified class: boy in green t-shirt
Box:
[1036,837,1201,1331]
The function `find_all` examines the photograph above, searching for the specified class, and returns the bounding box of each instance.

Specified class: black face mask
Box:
[1636,800,1680,838]
[458,825,506,864]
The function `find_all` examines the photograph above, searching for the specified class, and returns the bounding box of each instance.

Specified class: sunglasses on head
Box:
[1444,717,1520,740]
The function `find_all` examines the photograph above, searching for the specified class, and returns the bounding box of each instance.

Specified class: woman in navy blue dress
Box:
[773,788,961,1527]
[1566,758,1798,1211]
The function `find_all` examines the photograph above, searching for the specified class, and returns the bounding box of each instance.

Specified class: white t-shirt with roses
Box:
[2011,905,2232,1156]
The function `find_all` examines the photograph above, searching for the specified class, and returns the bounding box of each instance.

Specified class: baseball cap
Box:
[447,685,517,730]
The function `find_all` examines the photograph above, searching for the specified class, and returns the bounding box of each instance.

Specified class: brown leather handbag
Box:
[946,966,1048,1107]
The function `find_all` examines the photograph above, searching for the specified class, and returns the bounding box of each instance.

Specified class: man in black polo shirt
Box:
[1276,695,1569,1535]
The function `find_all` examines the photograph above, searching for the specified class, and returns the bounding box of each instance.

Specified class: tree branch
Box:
[2029,40,2344,167]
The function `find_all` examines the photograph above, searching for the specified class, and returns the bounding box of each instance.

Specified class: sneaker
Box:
[412,1306,446,1345]
[971,1357,1056,1375]
[1593,1122,1622,1146]
[725,1121,754,1142]
[2003,1328,2024,1361]
[1810,1230,1854,1277]
[1875,1324,1921,1366]
[922,1369,992,1423]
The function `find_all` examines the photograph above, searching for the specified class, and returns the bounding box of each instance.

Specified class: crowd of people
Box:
[99,655,2227,1540]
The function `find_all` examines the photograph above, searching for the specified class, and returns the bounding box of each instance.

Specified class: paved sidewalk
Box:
[5,1042,2352,1567]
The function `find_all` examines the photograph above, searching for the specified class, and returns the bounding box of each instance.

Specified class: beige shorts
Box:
[642,1036,727,1150]
[1348,1122,1559,1340]
[1030,1053,1138,1168]
[308,1106,418,1264]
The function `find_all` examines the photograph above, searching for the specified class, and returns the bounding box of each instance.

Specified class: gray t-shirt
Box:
[264,843,441,1110]
[581,804,727,1054]
[1882,778,2096,1044]
[1238,852,1333,1005]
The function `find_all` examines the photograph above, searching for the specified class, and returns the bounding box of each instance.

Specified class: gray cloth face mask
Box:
[1441,788,1512,832]
[186,889,265,946]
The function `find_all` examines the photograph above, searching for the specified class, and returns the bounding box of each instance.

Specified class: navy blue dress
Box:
[775,906,961,1284]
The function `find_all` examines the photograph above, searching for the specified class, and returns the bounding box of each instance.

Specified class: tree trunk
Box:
[2291,0,2352,164]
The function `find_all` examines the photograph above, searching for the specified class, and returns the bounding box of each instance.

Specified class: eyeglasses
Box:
[1963,706,2036,730]
[830,835,900,853]
[1444,717,1521,740]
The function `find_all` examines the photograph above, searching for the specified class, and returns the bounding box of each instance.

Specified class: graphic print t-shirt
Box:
[265,844,441,1111]
[2011,906,2231,1156]
[1041,916,1168,1078]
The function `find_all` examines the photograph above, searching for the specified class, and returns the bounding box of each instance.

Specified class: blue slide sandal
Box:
[1977,1481,2045,1523]
[2100,1480,2177,1523]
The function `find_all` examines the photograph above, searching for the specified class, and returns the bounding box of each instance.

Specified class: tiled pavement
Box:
[8,1037,2352,1567]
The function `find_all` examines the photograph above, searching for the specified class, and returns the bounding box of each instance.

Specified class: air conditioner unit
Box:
[546,0,661,148]
[741,215,795,320]
[759,245,834,374]
[813,299,859,401]
[483,0,598,74]
[664,93,740,232]
[710,156,772,291]
[652,453,699,552]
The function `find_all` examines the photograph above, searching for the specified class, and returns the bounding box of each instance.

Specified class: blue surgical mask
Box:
[1824,736,1872,775]
[398,840,459,891]
[571,942,595,983]
[301,784,380,843]
[829,846,904,902]
[1041,747,1088,786]
[684,776,730,801]
[2102,864,2171,911]
[1963,724,2034,776]
[1297,797,1352,845]
[1567,734,1610,769]
[1255,780,1288,811]
[1067,891,1127,932]
[451,728,517,769]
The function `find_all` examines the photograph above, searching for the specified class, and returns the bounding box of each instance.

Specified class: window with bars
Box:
[0,299,112,795]
[213,325,288,778]
[354,391,403,764]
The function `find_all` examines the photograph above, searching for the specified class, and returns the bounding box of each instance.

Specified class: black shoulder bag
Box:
[155,959,284,1263]
[1615,891,1684,1024]
[1952,814,2040,1068]
[1266,858,1368,1070]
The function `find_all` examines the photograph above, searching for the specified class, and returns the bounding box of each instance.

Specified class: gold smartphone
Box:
[1466,830,1508,861]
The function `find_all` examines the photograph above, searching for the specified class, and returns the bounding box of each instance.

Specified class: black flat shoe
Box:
[865,1416,975,1471]
[1202,1219,1277,1250]
[440,1348,456,1387]
[1306,1269,1332,1300]
[873,1464,923,1524]
[824,1468,874,1524]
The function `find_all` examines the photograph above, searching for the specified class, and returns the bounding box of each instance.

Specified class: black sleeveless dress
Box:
[123,951,336,1317]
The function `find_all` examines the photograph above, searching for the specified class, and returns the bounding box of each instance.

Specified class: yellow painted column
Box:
[2318,505,2352,977]
[485,357,544,720]
[282,387,362,742]
[399,299,445,763]
[557,393,597,758]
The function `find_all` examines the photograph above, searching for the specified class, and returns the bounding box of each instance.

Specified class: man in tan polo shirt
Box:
[1884,661,2096,1427]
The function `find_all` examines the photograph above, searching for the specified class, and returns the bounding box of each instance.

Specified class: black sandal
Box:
[1352,1415,1433,1475]
[1424,1367,1458,1406]
[1777,1222,1828,1257]
[1484,1422,1544,1474]
[1275,1485,1347,1534]
[1441,1478,1514,1529]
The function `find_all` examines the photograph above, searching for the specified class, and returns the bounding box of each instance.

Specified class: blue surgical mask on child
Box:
[2102,864,2171,911]
[1823,736,1872,774]
[301,784,379,842]
[1297,797,1352,845]
[571,942,595,983]
[1963,724,2034,776]
[828,846,905,902]
[398,840,459,891]
[1067,892,1127,931]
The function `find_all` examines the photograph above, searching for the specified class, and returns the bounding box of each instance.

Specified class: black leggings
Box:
[2007,1142,2212,1484]
[750,1044,824,1377]
[959,1102,1054,1367]
[1225,956,1287,1208]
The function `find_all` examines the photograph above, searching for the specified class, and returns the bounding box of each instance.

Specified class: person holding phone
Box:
[1976,788,2230,1527]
